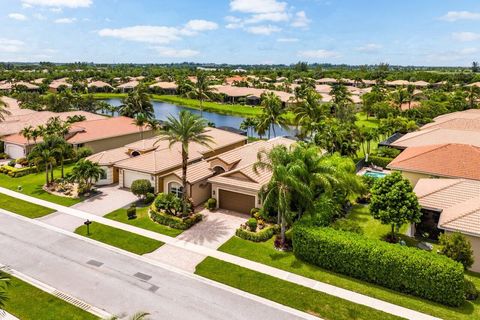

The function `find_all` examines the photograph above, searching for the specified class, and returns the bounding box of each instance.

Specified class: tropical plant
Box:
[257,91,287,139]
[119,85,154,119]
[28,143,57,185]
[155,110,212,215]
[289,89,325,139]
[0,99,11,121]
[239,117,257,137]
[0,268,10,310]
[20,125,34,147]
[370,171,421,241]
[439,232,474,269]
[70,159,104,192]
[184,72,216,116]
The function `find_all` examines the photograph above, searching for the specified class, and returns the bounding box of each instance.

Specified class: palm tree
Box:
[239,117,257,137]
[133,113,149,140]
[105,312,150,320]
[70,159,104,192]
[466,85,480,109]
[185,72,216,116]
[390,89,409,110]
[49,137,74,179]
[0,99,11,121]
[20,125,34,148]
[254,145,313,248]
[119,85,154,119]
[0,268,10,311]
[28,144,57,185]
[156,111,213,215]
[290,89,325,139]
[257,91,287,139]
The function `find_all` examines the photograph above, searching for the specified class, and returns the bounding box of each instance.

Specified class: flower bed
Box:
[0,165,35,178]
[235,224,279,242]
[149,205,202,230]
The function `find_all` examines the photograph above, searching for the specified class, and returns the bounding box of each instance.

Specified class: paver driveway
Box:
[38,185,138,231]
[145,208,247,272]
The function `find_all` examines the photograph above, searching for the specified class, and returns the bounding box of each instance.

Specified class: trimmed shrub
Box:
[144,192,155,204]
[439,232,474,270]
[131,179,153,198]
[366,156,393,168]
[205,198,217,210]
[0,165,35,178]
[236,225,279,242]
[126,205,137,220]
[465,278,478,301]
[292,225,465,306]
[247,218,257,232]
[150,206,202,230]
[331,218,363,234]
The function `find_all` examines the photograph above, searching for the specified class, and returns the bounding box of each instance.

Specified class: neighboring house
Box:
[148,81,177,94]
[390,128,480,149]
[87,80,113,92]
[208,137,296,213]
[387,143,480,186]
[414,178,480,272]
[212,85,294,106]
[86,127,248,204]
[49,78,72,92]
[117,80,139,92]
[2,116,153,159]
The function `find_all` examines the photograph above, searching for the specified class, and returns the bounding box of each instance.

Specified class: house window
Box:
[100,169,107,180]
[168,182,183,198]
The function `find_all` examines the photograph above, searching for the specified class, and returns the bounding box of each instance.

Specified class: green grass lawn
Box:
[104,204,183,237]
[218,236,480,320]
[2,274,98,320]
[0,164,81,206]
[355,112,379,129]
[74,222,163,255]
[195,257,402,320]
[0,193,53,218]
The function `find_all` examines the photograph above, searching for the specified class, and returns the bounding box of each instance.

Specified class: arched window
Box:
[212,166,226,176]
[131,151,141,157]
[168,182,183,198]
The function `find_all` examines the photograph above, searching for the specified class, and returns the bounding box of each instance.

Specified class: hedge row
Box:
[235,225,279,242]
[0,165,35,178]
[367,156,394,168]
[149,207,202,230]
[293,225,465,306]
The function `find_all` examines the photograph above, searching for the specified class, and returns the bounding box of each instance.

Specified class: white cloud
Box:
[245,12,289,24]
[0,39,25,53]
[98,20,218,44]
[8,13,27,21]
[356,43,382,52]
[50,7,63,13]
[230,0,287,14]
[21,0,92,8]
[298,49,339,59]
[277,37,298,42]
[154,46,199,58]
[21,3,33,8]
[291,11,310,28]
[440,11,480,22]
[246,25,281,35]
[54,17,77,23]
[33,13,47,20]
[452,32,480,42]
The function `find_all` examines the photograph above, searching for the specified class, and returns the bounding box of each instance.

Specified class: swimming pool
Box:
[363,170,387,178]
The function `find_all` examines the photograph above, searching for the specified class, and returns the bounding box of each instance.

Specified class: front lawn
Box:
[218,236,480,320]
[0,164,81,206]
[195,257,402,320]
[2,274,98,320]
[74,222,163,255]
[0,193,53,218]
[104,204,183,237]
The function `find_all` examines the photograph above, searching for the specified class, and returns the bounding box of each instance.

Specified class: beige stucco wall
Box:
[397,171,431,186]
[95,166,114,185]
[445,231,480,273]
[82,130,155,154]
[161,174,211,206]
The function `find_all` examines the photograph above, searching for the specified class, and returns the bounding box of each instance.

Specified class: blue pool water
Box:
[103,98,296,138]
[363,170,387,179]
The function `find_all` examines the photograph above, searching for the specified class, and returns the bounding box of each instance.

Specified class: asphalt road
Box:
[0,213,310,320]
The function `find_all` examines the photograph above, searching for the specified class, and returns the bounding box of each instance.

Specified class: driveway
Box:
[38,185,138,232]
[145,209,247,273]
[0,213,307,320]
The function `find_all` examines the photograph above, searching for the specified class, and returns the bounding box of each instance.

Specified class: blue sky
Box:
[1,0,480,66]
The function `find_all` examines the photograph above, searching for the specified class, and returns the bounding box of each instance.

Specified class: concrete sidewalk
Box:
[0,187,440,320]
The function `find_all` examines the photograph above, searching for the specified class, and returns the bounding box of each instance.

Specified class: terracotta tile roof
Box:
[421,118,480,132]
[167,160,214,184]
[117,80,139,89]
[414,178,480,236]
[212,85,294,103]
[432,109,480,124]
[86,147,131,165]
[149,81,177,90]
[413,80,430,87]
[49,78,72,89]
[386,80,412,86]
[88,80,112,88]
[388,143,480,180]
[391,128,480,148]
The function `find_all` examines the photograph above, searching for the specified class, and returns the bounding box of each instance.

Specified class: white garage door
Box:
[123,170,153,189]
[5,144,25,159]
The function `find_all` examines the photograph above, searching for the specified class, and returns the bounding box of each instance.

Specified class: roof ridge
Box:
[395,144,448,164]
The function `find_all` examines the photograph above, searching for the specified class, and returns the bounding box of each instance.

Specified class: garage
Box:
[5,143,25,159]
[123,170,153,189]
[218,189,256,214]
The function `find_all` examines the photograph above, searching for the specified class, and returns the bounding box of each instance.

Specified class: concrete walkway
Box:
[0,187,439,320]
[38,185,138,232]
[145,208,247,272]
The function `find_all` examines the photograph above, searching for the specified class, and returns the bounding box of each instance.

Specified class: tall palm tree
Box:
[133,113,149,140]
[0,99,11,121]
[239,117,257,137]
[28,144,57,185]
[48,137,73,179]
[254,145,313,248]
[70,159,104,192]
[390,88,409,110]
[257,91,287,139]
[156,111,213,215]
[290,89,325,139]
[119,85,154,119]
[20,125,34,148]
[185,72,216,116]
[466,85,480,109]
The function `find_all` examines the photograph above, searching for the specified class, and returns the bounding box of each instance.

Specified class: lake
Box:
[103,98,295,138]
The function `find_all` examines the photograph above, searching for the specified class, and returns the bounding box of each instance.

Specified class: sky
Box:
[1,0,480,66]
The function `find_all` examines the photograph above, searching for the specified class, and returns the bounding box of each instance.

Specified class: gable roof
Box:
[421,118,480,132]
[388,143,480,180]
[414,178,480,236]
[391,128,480,149]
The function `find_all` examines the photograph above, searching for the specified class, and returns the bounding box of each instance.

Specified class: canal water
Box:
[103,99,295,138]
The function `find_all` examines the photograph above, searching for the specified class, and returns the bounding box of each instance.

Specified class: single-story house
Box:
[390,128,480,149]
[148,81,178,94]
[212,85,295,106]
[414,178,480,272]
[2,116,154,159]
[116,80,139,92]
[387,143,480,186]
[86,127,248,202]
[87,80,113,92]
[49,78,72,93]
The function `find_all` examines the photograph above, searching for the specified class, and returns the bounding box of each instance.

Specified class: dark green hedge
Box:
[293,225,465,306]
[149,207,202,230]
[235,225,279,242]
[367,156,394,168]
